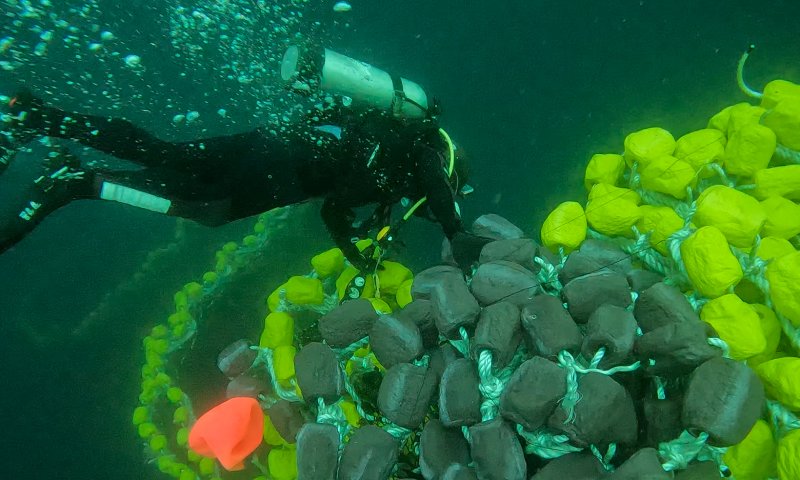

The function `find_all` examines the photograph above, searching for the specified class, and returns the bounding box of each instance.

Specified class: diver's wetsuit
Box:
[0,94,462,264]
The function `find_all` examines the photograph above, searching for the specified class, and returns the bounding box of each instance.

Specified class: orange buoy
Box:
[188,397,265,471]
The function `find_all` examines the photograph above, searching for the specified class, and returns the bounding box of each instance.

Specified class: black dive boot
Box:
[0,141,94,254]
[0,133,13,174]
[1,88,48,173]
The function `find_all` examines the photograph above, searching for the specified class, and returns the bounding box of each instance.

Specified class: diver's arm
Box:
[320,194,365,268]
[7,89,186,165]
[417,148,495,271]
[417,145,499,271]
[416,144,462,239]
[6,89,266,171]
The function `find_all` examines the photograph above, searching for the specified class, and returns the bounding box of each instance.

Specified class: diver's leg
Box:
[4,89,182,167]
[4,89,266,173]
[93,167,234,227]
[0,137,242,254]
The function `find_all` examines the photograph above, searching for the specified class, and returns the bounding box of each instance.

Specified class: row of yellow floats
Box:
[132,211,303,480]
[542,77,800,479]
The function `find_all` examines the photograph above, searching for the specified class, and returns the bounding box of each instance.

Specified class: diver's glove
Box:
[345,244,385,274]
[450,231,495,273]
[348,252,377,273]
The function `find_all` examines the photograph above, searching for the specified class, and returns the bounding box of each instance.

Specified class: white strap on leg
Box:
[100,181,171,214]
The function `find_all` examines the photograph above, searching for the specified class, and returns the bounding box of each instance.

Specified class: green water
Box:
[0,0,798,478]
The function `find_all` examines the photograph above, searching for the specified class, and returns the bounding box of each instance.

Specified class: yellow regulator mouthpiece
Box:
[376,225,391,242]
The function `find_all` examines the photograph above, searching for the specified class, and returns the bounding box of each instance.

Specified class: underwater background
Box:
[0,0,798,478]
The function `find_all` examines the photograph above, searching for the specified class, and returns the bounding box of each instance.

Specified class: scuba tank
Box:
[280,45,436,119]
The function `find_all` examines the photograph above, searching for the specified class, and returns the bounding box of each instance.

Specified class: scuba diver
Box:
[0,46,485,271]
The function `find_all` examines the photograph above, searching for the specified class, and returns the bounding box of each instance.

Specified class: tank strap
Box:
[390,74,430,119]
[390,74,406,117]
